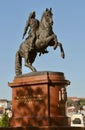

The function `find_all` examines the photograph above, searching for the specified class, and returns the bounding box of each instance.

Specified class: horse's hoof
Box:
[61,52,65,59]
[33,68,37,72]
[53,45,57,50]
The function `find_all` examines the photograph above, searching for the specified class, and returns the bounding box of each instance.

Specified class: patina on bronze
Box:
[15,8,65,76]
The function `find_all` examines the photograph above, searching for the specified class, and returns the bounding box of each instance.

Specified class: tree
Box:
[0,111,9,127]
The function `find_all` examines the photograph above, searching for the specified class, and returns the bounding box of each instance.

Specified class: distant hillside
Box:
[67,97,85,107]
[68,97,85,101]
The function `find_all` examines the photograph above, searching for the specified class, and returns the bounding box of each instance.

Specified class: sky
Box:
[0,0,85,100]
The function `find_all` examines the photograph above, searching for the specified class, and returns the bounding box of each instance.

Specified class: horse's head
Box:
[41,8,53,28]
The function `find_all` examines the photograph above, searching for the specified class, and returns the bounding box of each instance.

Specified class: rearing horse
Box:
[15,8,65,76]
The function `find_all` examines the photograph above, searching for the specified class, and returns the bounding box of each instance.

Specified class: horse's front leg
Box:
[53,34,58,50]
[57,42,65,59]
[53,34,65,59]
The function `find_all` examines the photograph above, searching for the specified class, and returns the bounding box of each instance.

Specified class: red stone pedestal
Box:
[8,71,70,127]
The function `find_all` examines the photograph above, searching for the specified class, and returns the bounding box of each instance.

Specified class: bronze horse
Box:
[15,8,65,76]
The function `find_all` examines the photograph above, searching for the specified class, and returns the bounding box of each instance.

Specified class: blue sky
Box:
[0,0,85,100]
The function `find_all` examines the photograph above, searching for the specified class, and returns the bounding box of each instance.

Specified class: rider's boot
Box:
[29,41,35,51]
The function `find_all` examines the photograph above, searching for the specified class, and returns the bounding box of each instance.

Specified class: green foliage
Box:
[79,99,85,106]
[0,118,2,126]
[0,111,9,127]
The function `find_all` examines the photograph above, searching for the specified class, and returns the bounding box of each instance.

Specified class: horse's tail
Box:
[15,51,22,76]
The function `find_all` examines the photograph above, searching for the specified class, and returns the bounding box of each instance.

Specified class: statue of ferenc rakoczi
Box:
[15,8,65,76]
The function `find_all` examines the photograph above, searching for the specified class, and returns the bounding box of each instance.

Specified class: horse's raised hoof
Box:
[53,44,57,50]
[61,52,65,59]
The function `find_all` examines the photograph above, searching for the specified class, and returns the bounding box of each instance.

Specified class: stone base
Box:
[0,126,84,130]
[8,71,70,127]
[9,116,68,127]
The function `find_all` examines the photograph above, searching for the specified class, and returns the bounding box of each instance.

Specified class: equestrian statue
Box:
[15,8,65,76]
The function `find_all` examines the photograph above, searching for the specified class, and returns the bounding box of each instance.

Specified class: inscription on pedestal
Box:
[15,95,46,104]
